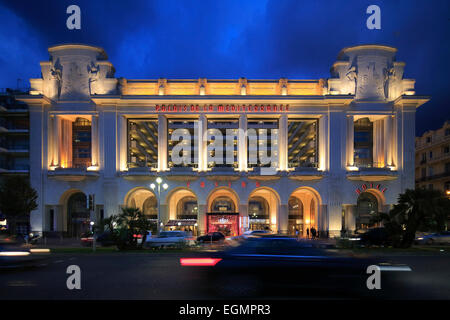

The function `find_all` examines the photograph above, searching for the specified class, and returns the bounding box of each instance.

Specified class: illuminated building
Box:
[415,121,450,194]
[16,44,428,237]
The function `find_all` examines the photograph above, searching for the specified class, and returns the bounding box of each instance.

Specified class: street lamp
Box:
[151,177,169,234]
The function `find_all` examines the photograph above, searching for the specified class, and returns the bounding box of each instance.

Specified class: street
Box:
[1,250,449,300]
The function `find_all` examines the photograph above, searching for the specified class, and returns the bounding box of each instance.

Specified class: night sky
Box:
[0,0,448,135]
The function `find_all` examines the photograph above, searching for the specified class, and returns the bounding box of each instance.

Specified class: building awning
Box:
[165,219,197,227]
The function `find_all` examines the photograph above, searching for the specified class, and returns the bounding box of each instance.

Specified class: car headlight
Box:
[417,237,424,240]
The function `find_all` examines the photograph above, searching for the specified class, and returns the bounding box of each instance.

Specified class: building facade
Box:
[17,44,428,237]
[415,121,450,194]
[0,89,30,233]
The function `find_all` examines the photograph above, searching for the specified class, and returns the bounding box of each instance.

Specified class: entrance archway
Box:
[206,187,240,236]
[288,187,321,237]
[248,187,280,232]
[67,192,89,237]
[356,191,380,231]
[166,188,199,235]
[124,187,157,219]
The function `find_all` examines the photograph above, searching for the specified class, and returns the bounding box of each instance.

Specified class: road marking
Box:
[54,260,64,264]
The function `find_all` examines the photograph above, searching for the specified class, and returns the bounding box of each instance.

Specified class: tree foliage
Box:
[0,176,38,234]
[373,188,450,248]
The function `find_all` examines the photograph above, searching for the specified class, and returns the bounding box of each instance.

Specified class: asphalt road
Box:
[0,252,449,300]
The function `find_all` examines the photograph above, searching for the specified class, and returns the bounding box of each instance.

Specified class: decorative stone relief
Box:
[328,45,413,101]
[34,45,117,100]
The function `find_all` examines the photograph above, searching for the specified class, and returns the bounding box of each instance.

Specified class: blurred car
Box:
[144,231,191,248]
[196,232,225,243]
[180,235,412,298]
[415,231,450,245]
[0,245,51,269]
[241,230,272,238]
[80,232,94,247]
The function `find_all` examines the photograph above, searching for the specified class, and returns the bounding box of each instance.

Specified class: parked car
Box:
[197,232,225,243]
[350,227,396,246]
[80,232,94,247]
[415,231,450,245]
[144,231,190,248]
[96,231,116,247]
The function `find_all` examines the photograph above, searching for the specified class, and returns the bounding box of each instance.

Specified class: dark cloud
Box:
[0,0,448,135]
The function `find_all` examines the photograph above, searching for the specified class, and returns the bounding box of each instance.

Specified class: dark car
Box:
[358,227,396,246]
[196,232,225,243]
[96,231,117,247]
[180,235,412,298]
[80,232,94,247]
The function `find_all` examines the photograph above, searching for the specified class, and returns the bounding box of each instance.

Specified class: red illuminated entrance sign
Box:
[155,104,289,113]
[207,213,239,237]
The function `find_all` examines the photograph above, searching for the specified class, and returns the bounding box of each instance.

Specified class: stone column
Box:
[198,204,207,235]
[158,114,167,171]
[238,114,248,171]
[55,115,62,167]
[346,115,354,166]
[278,204,288,234]
[328,204,342,237]
[318,115,328,171]
[278,115,288,171]
[159,204,169,225]
[384,115,393,167]
[239,204,249,234]
[197,114,207,171]
[91,114,99,166]
[319,204,328,237]
[343,204,356,232]
[117,114,127,171]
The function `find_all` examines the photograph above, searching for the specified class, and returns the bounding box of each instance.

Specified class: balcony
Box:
[166,164,200,182]
[347,162,398,181]
[0,164,29,175]
[48,165,99,181]
[247,166,283,181]
[120,163,158,180]
[206,165,242,181]
[288,163,324,181]
[415,171,450,183]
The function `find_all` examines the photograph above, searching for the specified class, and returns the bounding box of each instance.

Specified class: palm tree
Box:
[385,188,450,247]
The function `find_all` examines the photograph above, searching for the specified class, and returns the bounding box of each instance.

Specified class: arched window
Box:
[288,197,303,218]
[142,196,157,218]
[211,197,235,213]
[177,196,198,219]
[248,196,269,219]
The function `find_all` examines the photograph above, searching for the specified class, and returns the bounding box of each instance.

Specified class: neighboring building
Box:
[415,121,450,194]
[0,89,30,233]
[16,44,428,238]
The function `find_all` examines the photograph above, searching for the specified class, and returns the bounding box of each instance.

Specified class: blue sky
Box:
[0,0,448,135]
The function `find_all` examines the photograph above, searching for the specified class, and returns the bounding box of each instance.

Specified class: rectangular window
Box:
[207,118,238,168]
[72,117,91,168]
[354,118,373,167]
[287,119,318,168]
[445,162,450,173]
[168,119,198,168]
[128,119,158,169]
[247,119,278,168]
